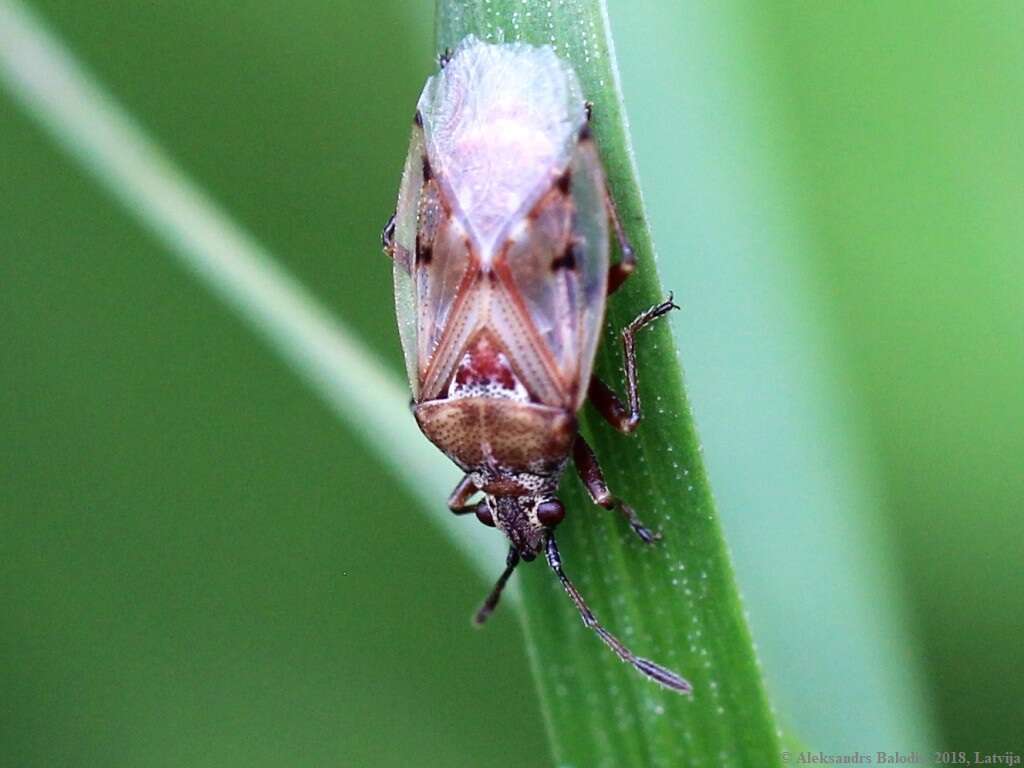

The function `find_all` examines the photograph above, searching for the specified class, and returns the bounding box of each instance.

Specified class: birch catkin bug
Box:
[383,36,691,694]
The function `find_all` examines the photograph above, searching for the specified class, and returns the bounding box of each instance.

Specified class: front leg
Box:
[447,474,479,514]
[381,211,396,255]
[588,295,679,434]
[573,436,661,544]
[448,474,496,528]
[381,211,411,272]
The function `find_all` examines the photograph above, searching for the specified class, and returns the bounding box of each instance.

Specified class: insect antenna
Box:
[544,535,693,694]
[474,547,521,625]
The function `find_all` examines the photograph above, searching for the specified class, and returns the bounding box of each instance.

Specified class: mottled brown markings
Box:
[414,398,574,473]
[578,123,592,142]
[486,478,531,496]
[413,109,423,128]
[421,154,433,182]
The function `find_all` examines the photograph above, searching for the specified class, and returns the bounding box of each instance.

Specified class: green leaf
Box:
[437,3,783,766]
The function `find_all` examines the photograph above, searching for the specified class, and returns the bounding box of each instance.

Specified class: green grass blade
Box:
[437,3,783,766]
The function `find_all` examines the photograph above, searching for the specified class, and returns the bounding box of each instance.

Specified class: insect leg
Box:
[545,535,692,694]
[587,294,679,433]
[573,436,661,544]
[380,211,396,255]
[447,474,479,514]
[448,475,495,528]
[474,547,520,625]
[604,186,636,295]
[381,210,411,273]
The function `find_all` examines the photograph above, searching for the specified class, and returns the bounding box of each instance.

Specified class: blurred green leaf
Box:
[436,3,782,766]
[751,2,1024,750]
[608,0,938,751]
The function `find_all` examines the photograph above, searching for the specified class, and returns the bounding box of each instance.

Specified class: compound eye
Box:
[475,502,496,528]
[536,499,565,527]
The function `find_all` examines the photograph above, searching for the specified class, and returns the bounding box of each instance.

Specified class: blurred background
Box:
[1,1,1021,766]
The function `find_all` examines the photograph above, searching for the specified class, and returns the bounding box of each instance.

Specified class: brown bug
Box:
[382,36,690,693]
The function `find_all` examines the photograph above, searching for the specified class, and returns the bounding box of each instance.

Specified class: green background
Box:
[2,1,1021,765]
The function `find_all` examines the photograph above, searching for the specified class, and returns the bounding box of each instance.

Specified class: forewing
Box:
[415,176,478,392]
[497,140,609,407]
[392,125,425,396]
[565,138,611,407]
[393,124,480,399]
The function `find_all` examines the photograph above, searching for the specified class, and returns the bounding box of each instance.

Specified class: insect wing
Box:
[564,137,611,407]
[393,123,481,399]
[414,180,479,399]
[499,139,609,407]
[392,125,425,397]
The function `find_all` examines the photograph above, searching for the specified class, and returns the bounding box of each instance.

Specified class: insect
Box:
[382,36,690,694]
